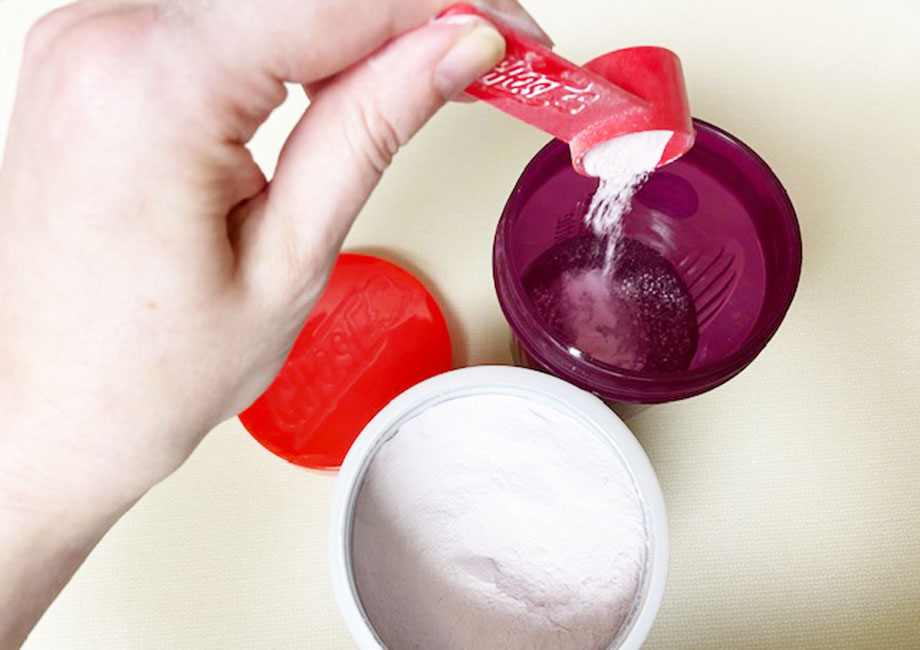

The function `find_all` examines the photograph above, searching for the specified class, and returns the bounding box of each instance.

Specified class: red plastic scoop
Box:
[441,3,695,174]
[239,254,452,469]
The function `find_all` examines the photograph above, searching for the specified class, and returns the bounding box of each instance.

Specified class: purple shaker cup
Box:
[493,119,802,404]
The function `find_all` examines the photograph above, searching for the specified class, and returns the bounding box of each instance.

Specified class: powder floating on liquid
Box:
[352,394,646,650]
[524,235,698,372]
[583,131,672,271]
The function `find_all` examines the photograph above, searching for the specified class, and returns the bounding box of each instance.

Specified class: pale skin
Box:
[0,0,551,646]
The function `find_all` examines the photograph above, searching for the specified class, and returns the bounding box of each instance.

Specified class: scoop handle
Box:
[440,3,695,174]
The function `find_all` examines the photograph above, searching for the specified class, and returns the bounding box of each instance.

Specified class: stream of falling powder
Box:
[521,131,699,372]
[582,130,673,273]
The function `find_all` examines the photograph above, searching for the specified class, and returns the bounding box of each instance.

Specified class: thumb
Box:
[235,15,505,303]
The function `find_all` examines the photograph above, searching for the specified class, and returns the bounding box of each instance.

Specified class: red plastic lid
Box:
[239,254,452,469]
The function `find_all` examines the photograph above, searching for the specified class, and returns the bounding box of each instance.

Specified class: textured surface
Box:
[2,0,919,648]
[353,395,644,650]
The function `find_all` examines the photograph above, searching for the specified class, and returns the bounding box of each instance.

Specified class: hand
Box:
[0,0,548,646]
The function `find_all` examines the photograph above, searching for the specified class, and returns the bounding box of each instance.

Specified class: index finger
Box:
[191,0,548,82]
[181,0,550,129]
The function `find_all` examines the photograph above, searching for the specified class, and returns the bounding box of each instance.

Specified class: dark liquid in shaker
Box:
[522,235,698,373]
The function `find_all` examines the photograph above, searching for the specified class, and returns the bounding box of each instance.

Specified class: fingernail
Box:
[517,6,554,48]
[479,3,554,48]
[437,14,485,27]
[435,19,506,100]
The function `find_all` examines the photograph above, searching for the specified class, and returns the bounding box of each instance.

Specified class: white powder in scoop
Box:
[583,131,673,271]
[352,394,645,650]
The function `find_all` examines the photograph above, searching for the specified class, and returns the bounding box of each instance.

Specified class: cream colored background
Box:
[2,0,919,648]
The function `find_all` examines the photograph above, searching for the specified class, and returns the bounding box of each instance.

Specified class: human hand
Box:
[0,1,549,643]
[0,0,550,506]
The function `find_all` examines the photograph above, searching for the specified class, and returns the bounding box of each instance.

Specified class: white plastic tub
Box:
[329,366,668,650]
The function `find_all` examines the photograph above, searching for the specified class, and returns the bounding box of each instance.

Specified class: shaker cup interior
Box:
[493,119,802,403]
